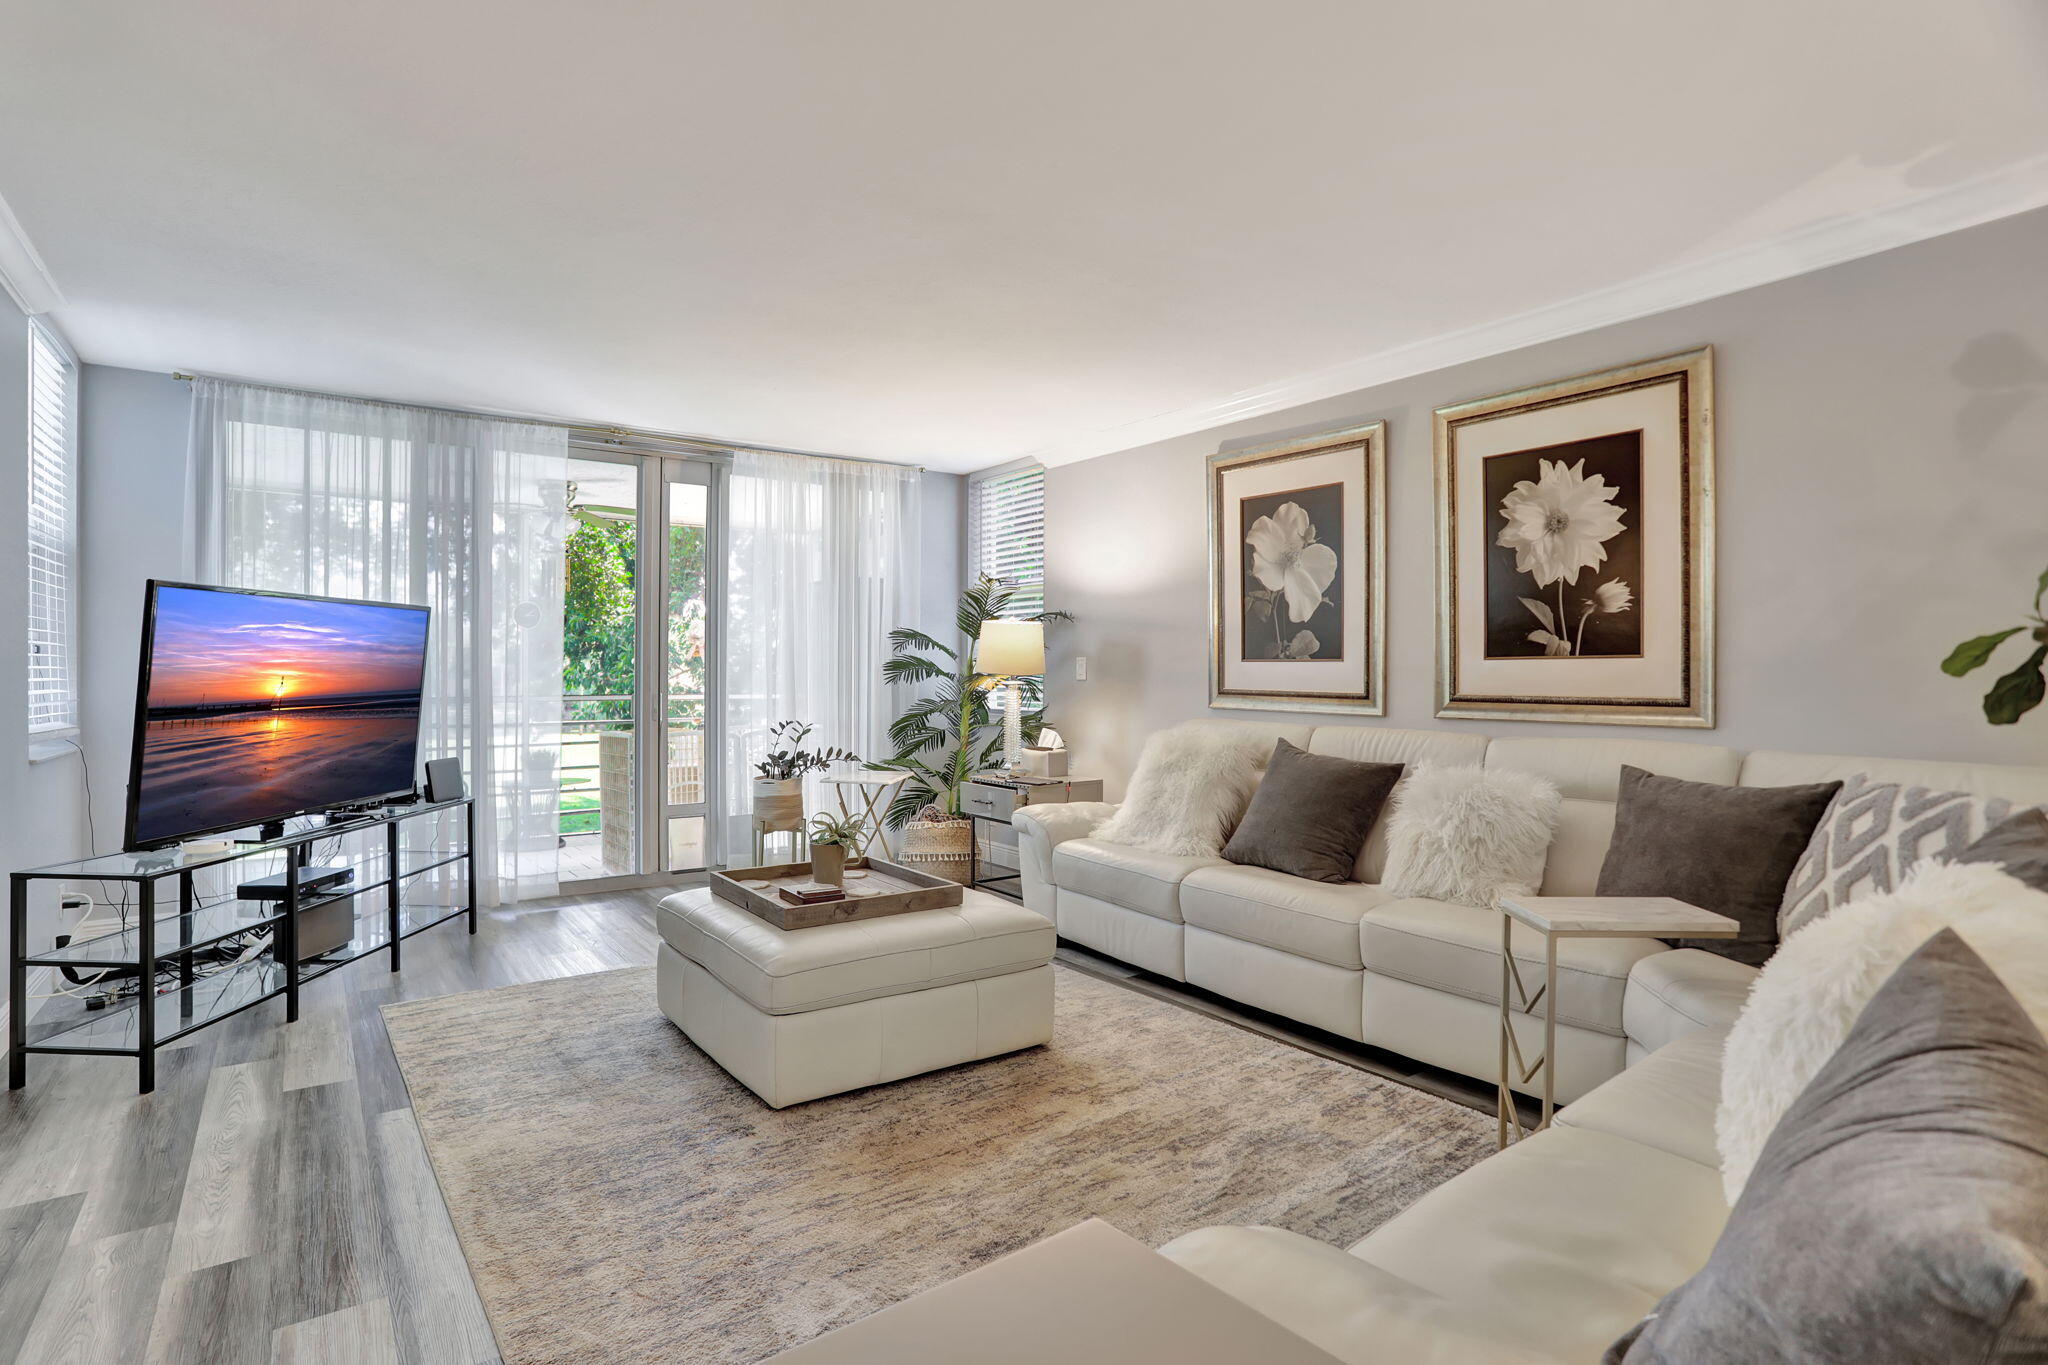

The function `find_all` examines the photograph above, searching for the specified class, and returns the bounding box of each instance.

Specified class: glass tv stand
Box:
[7,797,474,1093]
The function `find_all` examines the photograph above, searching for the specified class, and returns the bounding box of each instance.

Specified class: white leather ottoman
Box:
[655,886,1057,1108]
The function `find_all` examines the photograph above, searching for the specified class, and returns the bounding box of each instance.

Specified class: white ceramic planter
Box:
[753,777,804,831]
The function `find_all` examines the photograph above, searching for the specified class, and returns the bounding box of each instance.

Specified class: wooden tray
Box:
[711,857,965,930]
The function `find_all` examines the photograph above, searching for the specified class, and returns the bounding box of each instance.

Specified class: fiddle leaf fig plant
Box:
[1941,563,2048,725]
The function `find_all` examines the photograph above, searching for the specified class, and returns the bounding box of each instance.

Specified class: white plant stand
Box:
[819,769,910,859]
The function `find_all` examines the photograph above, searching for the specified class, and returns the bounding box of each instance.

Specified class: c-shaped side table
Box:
[1494,895,1739,1150]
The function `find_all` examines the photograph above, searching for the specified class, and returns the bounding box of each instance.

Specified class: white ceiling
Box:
[4,2,2048,474]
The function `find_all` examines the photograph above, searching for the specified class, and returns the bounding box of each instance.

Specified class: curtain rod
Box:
[168,369,928,473]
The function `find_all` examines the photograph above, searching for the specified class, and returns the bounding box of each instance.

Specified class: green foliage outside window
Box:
[560,512,708,833]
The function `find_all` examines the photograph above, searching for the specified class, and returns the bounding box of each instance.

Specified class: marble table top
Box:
[1498,895,1740,938]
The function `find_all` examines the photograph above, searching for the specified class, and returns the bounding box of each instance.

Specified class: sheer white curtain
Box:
[722,450,921,853]
[190,379,569,904]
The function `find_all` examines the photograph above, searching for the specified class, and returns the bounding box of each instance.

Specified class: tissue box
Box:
[1022,747,1068,778]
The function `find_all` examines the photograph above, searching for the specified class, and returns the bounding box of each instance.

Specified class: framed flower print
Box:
[1209,421,1386,715]
[1434,347,1715,726]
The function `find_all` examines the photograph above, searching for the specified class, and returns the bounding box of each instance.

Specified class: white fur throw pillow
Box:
[1378,762,1561,908]
[1717,858,2048,1203]
[1093,723,1280,859]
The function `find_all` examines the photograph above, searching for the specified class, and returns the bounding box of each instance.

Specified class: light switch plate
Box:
[1075,655,1088,680]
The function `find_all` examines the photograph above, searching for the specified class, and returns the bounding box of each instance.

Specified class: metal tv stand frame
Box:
[8,797,475,1094]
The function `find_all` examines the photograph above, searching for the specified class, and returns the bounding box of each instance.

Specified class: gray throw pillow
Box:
[1596,766,1840,966]
[1221,740,1403,884]
[1606,928,2048,1363]
[1956,808,2048,894]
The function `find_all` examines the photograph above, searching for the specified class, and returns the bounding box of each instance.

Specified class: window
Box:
[968,459,1045,617]
[27,318,77,735]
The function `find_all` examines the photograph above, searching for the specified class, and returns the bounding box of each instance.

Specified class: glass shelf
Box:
[26,894,476,1049]
[25,952,287,1052]
[15,797,473,882]
[22,850,464,968]
[299,902,471,982]
[27,899,288,967]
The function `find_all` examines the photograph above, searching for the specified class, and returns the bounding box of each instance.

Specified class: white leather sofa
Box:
[1160,1021,1737,1362]
[1015,720,2048,1103]
[1125,736,2048,1362]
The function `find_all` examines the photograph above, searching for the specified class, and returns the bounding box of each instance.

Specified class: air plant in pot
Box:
[1941,563,2048,725]
[806,811,869,888]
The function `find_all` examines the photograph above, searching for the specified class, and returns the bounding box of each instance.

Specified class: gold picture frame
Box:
[1209,421,1387,715]
[1434,347,1715,726]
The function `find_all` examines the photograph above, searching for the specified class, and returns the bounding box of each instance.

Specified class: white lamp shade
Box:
[977,619,1045,676]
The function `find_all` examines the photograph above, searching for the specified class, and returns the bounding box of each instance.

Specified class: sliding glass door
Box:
[560,451,721,888]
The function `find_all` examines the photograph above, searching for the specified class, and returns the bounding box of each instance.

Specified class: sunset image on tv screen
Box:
[129,585,431,847]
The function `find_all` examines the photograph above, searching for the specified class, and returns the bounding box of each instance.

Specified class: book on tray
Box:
[778,883,846,906]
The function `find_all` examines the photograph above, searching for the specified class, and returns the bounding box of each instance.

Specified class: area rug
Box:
[383,962,1493,1364]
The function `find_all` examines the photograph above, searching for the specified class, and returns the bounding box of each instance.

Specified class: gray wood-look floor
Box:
[0,886,667,1365]
[0,887,1514,1365]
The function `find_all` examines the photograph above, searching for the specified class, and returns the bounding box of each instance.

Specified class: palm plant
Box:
[874,576,1070,828]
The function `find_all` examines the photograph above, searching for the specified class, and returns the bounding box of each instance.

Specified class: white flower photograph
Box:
[1434,347,1713,727]
[1208,421,1385,715]
[1240,482,1344,661]
[1482,433,1643,660]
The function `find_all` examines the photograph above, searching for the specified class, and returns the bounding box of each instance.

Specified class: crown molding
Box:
[1023,155,2048,469]
[0,189,63,315]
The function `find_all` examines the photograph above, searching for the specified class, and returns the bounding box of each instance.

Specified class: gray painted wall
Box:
[78,364,195,846]
[1043,207,2048,797]
[916,469,966,641]
[0,304,88,980]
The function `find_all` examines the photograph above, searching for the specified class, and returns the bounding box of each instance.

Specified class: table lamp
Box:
[976,620,1045,777]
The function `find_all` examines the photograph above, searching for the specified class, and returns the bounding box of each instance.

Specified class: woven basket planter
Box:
[899,809,974,885]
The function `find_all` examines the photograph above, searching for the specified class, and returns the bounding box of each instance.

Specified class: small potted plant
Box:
[753,720,859,833]
[806,811,868,888]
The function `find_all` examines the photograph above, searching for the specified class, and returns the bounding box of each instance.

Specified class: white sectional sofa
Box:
[1015,719,2048,1103]
[1160,1023,1737,1362]
[1008,723,2048,1361]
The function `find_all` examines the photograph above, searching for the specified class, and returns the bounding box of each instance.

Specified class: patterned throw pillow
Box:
[1779,775,2021,938]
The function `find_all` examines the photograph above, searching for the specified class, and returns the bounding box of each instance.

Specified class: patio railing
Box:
[560,694,706,840]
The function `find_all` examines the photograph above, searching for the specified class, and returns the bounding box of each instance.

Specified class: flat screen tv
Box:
[123,581,433,850]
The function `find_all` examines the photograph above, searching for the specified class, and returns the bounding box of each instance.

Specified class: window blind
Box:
[968,461,1045,618]
[27,320,77,734]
